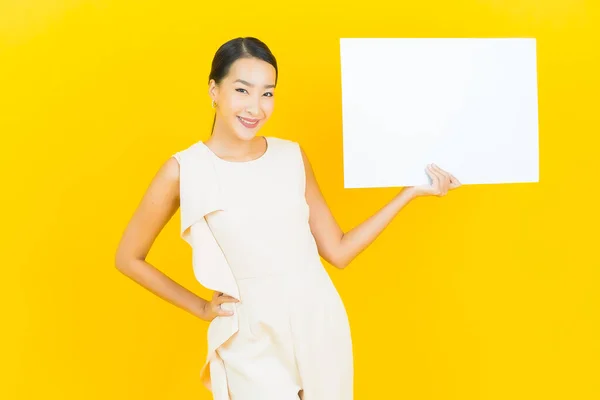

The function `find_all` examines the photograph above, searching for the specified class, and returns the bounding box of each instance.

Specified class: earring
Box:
[212,100,216,108]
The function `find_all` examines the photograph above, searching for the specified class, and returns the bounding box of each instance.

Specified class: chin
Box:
[233,129,258,141]
[232,123,263,140]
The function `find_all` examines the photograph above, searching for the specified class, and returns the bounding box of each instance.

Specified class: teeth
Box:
[239,117,257,124]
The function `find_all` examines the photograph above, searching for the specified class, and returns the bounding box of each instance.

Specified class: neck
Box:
[206,117,264,159]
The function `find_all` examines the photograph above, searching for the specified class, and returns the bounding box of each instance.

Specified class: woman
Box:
[115,37,461,400]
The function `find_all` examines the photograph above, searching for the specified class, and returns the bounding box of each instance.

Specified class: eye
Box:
[235,88,248,94]
[264,92,273,97]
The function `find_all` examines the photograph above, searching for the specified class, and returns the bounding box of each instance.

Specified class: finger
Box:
[432,164,450,188]
[423,166,437,195]
[217,308,234,316]
[208,301,233,317]
[212,308,234,317]
[426,164,441,182]
[427,164,443,195]
[215,302,235,316]
[435,166,451,185]
[430,165,446,195]
[217,295,240,304]
[449,174,462,189]
[432,164,450,195]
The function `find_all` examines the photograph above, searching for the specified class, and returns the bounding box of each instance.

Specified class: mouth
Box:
[237,116,260,129]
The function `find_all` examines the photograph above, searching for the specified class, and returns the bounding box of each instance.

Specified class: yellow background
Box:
[2,0,598,398]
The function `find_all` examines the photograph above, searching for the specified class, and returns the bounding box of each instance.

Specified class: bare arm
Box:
[300,146,441,269]
[114,157,211,320]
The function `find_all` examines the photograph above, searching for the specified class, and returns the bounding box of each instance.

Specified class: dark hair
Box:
[208,37,278,135]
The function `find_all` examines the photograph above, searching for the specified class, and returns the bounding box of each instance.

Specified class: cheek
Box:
[227,96,246,113]
[262,99,275,116]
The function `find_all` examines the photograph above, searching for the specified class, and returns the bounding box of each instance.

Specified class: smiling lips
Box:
[237,116,260,128]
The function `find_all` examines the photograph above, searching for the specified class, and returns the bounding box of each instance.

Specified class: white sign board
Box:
[339,38,539,188]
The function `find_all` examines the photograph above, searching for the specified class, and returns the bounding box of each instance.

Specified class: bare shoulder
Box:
[297,143,315,179]
[297,142,308,161]
[297,143,322,203]
[162,155,181,189]
[147,155,182,200]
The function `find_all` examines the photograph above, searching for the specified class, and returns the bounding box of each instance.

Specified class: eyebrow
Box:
[233,79,276,89]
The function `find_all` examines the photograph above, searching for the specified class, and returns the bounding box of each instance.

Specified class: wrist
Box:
[402,186,420,200]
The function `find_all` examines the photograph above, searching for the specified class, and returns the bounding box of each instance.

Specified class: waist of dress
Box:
[231,260,326,281]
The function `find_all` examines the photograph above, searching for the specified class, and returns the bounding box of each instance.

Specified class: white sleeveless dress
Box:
[172,136,353,400]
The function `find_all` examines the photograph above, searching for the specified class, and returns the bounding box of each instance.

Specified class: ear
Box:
[208,79,219,103]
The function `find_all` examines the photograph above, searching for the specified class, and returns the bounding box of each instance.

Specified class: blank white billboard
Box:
[339,38,539,188]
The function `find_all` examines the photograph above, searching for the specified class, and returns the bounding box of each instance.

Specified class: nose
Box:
[244,98,260,116]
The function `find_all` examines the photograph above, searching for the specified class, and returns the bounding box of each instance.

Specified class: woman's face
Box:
[209,57,276,141]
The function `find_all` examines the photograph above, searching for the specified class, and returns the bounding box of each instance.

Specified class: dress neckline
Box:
[200,136,270,165]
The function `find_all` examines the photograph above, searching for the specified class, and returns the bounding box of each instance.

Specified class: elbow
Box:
[114,258,128,273]
[333,236,350,269]
[332,255,350,270]
[114,250,133,273]
[326,245,350,269]
[115,246,148,275]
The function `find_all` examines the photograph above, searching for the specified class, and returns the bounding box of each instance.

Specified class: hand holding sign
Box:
[407,163,462,198]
